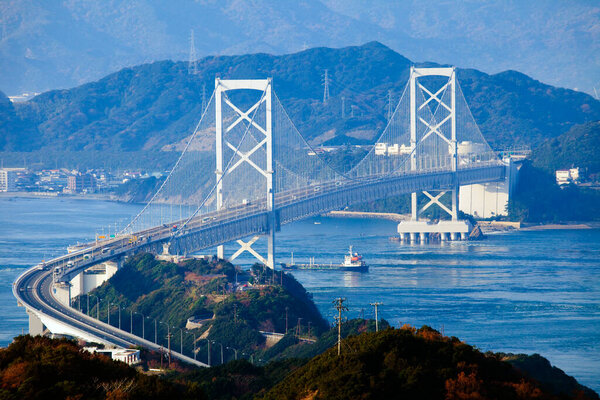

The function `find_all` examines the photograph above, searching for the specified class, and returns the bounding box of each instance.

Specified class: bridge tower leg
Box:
[399,67,471,241]
[214,78,276,268]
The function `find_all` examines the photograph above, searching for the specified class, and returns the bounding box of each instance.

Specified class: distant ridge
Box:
[1,42,599,154]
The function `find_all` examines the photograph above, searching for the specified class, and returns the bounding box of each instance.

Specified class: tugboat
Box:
[280,246,368,272]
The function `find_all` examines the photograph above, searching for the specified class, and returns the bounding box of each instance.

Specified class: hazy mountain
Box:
[0,0,598,95]
[3,42,599,154]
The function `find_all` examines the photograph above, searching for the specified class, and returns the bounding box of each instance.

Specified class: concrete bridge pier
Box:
[28,310,45,336]
[52,282,72,307]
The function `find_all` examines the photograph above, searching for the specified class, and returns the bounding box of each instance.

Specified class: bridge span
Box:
[14,68,507,361]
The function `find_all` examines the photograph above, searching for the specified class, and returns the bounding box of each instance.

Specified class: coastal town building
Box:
[66,173,96,193]
[555,168,580,185]
[0,168,18,192]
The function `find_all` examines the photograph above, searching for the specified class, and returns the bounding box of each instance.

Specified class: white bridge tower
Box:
[214,78,276,268]
[399,67,471,241]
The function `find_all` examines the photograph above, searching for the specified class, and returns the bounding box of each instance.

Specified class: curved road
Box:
[13,163,505,368]
[14,264,208,367]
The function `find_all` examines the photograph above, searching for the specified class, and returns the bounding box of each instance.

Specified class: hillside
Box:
[1,1,598,95]
[85,253,328,360]
[261,327,599,400]
[2,42,599,158]
[532,121,600,175]
[0,335,199,399]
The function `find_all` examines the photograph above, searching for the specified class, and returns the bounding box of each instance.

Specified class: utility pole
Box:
[233,303,237,324]
[322,69,330,104]
[333,298,348,356]
[387,90,393,121]
[370,302,383,332]
[341,96,345,118]
[188,29,198,75]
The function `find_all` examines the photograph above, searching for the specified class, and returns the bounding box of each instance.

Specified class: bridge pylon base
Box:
[397,220,472,243]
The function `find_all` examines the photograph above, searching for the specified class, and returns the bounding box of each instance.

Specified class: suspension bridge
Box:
[14,67,506,362]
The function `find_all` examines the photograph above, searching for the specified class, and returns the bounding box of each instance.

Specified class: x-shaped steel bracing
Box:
[419,191,453,217]
[223,96,269,177]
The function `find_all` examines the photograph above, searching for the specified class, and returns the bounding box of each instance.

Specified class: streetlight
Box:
[159,321,170,347]
[134,312,145,339]
[227,346,238,360]
[177,327,184,355]
[90,295,99,320]
[186,331,197,360]
[153,318,158,344]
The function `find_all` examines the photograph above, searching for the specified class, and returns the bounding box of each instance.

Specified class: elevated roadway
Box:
[14,163,505,360]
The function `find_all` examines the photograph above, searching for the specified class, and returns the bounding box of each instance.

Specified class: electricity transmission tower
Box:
[333,298,348,356]
[188,29,198,75]
[322,69,330,104]
[370,302,383,332]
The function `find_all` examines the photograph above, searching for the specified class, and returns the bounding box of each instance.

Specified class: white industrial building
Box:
[459,157,520,218]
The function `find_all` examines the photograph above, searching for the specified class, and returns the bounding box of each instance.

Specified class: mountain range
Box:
[0,0,598,96]
[1,42,599,156]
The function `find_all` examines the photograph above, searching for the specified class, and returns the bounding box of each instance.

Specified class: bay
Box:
[0,197,598,392]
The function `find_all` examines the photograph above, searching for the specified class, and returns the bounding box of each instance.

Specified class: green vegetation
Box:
[260,326,598,400]
[507,161,600,222]
[84,253,328,362]
[1,42,599,160]
[533,121,600,176]
[9,265,599,399]
[0,335,200,399]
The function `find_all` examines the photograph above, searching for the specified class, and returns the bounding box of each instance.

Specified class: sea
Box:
[1,196,598,392]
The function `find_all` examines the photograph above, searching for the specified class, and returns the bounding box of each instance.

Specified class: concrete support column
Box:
[410,232,417,242]
[53,282,72,307]
[461,232,468,240]
[28,310,45,336]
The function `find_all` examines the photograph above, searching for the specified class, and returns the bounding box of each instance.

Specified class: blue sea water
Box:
[1,197,599,391]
